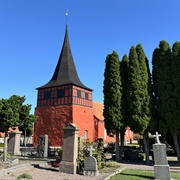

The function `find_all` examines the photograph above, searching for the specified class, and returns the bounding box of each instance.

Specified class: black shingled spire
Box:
[37,24,92,91]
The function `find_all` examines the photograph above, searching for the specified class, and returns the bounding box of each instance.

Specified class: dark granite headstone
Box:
[37,134,48,158]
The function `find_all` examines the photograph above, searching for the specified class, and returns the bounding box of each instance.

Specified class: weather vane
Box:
[66,9,68,24]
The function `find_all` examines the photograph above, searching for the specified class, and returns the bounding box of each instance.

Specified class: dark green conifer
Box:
[103,50,122,162]
[103,51,122,133]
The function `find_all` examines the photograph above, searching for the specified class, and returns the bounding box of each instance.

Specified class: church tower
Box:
[33,23,94,146]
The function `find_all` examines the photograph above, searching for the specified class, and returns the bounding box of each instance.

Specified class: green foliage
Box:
[127,45,151,134]
[103,161,121,168]
[171,42,180,133]
[0,152,11,158]
[55,147,63,162]
[17,173,32,180]
[103,50,123,134]
[18,103,37,137]
[0,143,3,147]
[152,40,180,161]
[0,95,37,134]
[77,139,105,171]
[120,54,129,127]
[152,40,172,133]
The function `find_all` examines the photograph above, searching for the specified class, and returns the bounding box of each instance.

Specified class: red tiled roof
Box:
[93,101,104,120]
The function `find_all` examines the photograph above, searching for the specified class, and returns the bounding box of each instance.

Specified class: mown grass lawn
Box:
[109,169,180,180]
[0,143,4,148]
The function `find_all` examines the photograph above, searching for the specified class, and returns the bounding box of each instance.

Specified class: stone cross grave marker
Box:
[153,132,171,180]
[83,145,99,176]
[88,145,95,156]
[153,131,161,144]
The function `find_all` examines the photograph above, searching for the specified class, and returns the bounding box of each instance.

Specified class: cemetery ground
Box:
[0,141,180,180]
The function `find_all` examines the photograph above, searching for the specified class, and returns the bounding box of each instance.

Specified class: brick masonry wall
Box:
[72,105,94,141]
[34,105,72,146]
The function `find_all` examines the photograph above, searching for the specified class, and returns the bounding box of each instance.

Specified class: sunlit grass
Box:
[110,169,180,180]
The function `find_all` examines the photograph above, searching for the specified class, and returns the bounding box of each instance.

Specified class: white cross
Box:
[153,132,161,144]
[88,145,95,156]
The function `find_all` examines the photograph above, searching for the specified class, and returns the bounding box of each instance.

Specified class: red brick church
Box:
[33,23,133,147]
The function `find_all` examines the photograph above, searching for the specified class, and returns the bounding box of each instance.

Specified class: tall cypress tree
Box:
[136,44,152,162]
[152,40,172,133]
[119,54,129,161]
[127,44,152,162]
[127,46,142,131]
[103,50,122,161]
[120,54,129,125]
[170,42,180,161]
[152,40,180,162]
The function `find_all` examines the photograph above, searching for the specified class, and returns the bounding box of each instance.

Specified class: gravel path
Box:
[0,161,112,180]
[0,159,179,180]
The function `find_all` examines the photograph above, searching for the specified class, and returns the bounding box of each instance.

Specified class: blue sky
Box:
[0,0,180,114]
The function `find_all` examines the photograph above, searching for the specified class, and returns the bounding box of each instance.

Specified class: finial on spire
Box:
[66,9,68,24]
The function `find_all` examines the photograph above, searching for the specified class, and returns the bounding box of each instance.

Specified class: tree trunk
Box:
[23,129,27,146]
[172,132,180,162]
[3,132,8,161]
[115,131,120,162]
[143,130,150,164]
[119,130,125,162]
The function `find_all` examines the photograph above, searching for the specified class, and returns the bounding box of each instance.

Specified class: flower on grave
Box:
[53,161,60,167]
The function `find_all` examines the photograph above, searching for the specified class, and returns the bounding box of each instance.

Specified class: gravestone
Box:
[83,145,99,176]
[59,123,80,174]
[153,132,171,180]
[8,131,22,155]
[37,134,48,158]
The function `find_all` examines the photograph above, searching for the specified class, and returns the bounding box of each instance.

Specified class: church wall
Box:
[34,105,72,147]
[97,120,105,140]
[72,105,94,142]
[97,120,116,143]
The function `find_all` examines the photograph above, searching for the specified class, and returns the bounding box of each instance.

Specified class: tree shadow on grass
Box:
[32,164,59,172]
[120,173,154,179]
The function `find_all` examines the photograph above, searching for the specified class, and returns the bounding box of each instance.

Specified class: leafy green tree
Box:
[0,95,37,161]
[0,95,23,161]
[103,50,122,161]
[18,104,37,146]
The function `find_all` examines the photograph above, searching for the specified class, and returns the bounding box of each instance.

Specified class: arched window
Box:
[84,130,88,139]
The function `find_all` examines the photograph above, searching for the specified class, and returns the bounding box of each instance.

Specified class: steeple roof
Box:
[37,24,92,91]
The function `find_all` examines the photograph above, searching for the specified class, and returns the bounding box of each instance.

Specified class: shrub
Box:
[77,139,105,172]
[103,161,121,167]
[17,173,32,180]
[55,147,63,162]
